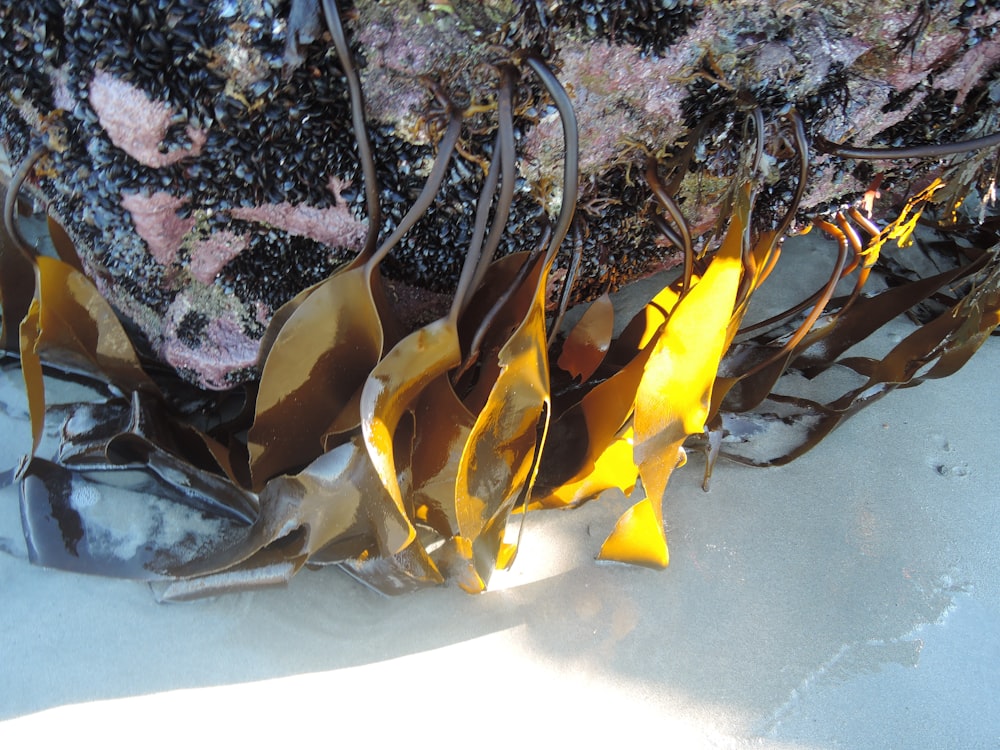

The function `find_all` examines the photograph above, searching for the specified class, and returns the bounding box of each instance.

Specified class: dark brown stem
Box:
[370,109,463,267]
[520,53,579,269]
[816,131,1000,160]
[3,145,45,264]
[460,64,518,317]
[646,157,693,298]
[321,0,381,259]
[548,222,583,348]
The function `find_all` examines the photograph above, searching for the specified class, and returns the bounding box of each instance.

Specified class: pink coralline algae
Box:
[187,231,250,285]
[230,198,366,250]
[88,71,206,168]
[120,191,195,266]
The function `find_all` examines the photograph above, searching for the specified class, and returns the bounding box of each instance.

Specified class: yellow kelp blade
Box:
[534,427,638,509]
[599,194,746,567]
[598,495,671,569]
[409,376,474,538]
[557,292,613,381]
[360,317,463,556]
[456,287,551,582]
[536,259,688,509]
[30,256,154,390]
[18,300,44,453]
[406,378,482,591]
[535,331,656,499]
[861,178,944,263]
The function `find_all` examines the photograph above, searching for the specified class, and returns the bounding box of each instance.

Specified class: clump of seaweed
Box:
[2,1,1000,598]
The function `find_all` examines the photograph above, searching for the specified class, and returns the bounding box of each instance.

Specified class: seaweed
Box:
[3,3,1000,599]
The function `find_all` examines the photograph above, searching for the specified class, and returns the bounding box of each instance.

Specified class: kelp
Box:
[3,4,1000,598]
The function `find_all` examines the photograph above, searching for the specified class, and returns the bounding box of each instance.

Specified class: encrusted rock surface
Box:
[2,0,998,388]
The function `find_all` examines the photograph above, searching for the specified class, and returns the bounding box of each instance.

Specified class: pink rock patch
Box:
[188,231,250,284]
[164,296,260,390]
[231,199,366,250]
[89,70,206,167]
[121,191,195,266]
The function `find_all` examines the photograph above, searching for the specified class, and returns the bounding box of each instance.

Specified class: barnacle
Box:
[2,1,1000,598]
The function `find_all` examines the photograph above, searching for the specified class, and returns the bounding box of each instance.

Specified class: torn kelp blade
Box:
[20,457,252,580]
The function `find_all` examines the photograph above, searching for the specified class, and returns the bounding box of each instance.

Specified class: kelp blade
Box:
[248,267,391,488]
[599,191,747,567]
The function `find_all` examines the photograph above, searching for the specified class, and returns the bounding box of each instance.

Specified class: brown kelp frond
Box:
[7,23,1000,599]
[714,248,1000,468]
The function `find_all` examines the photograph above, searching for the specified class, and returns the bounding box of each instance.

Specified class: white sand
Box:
[1,233,998,747]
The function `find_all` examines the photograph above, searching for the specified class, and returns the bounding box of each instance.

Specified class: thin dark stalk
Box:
[451,96,505,323]
[738,216,850,379]
[748,107,766,179]
[520,54,578,269]
[453,228,550,386]
[461,65,518,316]
[847,206,882,237]
[816,130,1000,160]
[834,211,872,316]
[321,0,381,259]
[735,110,810,333]
[3,145,45,263]
[370,109,463,267]
[547,222,583,348]
[650,212,686,256]
[646,157,693,297]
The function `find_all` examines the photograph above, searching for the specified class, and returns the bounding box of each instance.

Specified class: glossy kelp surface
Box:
[2,4,1000,598]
